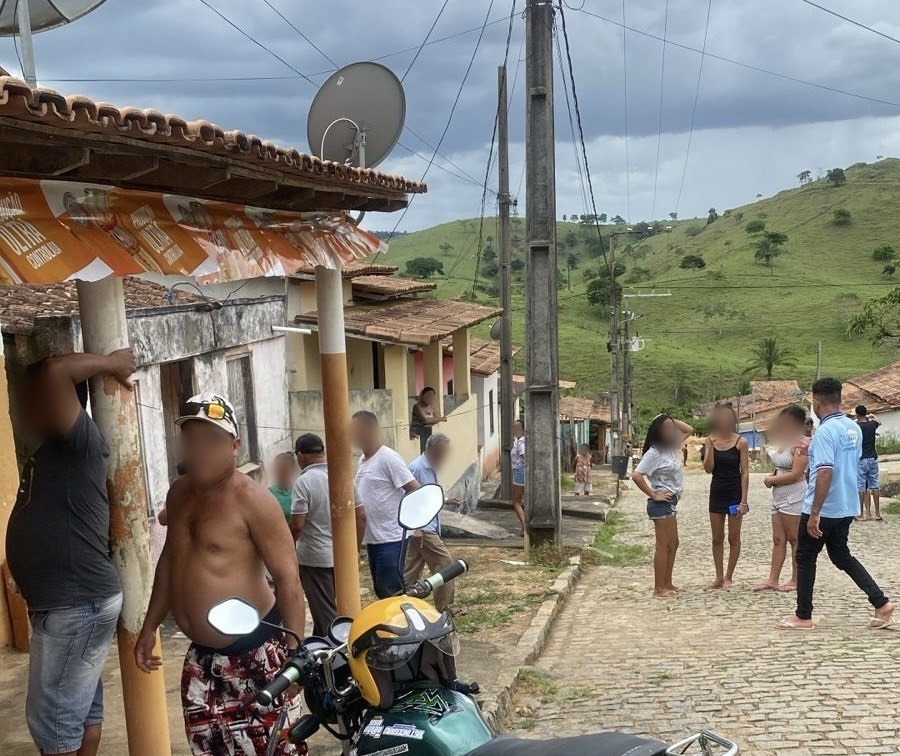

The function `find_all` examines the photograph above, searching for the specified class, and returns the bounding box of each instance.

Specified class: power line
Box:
[259,0,338,67]
[620,0,631,223]
[402,125,496,195]
[571,6,900,110]
[382,0,497,244]
[674,0,713,215]
[402,0,452,82]
[796,0,900,45]
[650,0,670,221]
[554,23,590,218]
[196,0,319,87]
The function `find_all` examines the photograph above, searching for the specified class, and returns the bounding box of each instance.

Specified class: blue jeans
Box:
[27,592,123,753]
[367,541,405,598]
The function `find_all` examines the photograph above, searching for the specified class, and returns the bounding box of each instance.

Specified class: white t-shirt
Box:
[354,445,415,545]
[634,445,684,497]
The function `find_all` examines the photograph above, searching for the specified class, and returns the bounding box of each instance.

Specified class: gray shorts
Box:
[26,592,122,753]
[647,495,679,520]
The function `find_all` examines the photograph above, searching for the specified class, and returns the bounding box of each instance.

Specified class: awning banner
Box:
[0,178,385,284]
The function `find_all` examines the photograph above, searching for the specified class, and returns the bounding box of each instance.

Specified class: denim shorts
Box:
[513,466,525,487]
[647,494,679,519]
[857,458,880,491]
[27,592,123,753]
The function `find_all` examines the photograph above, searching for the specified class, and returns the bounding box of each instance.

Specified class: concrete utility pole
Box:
[75,278,170,756]
[524,0,561,547]
[608,233,623,467]
[497,64,515,502]
[622,310,633,444]
[314,266,362,618]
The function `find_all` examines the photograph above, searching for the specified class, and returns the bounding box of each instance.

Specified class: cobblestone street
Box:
[509,469,900,755]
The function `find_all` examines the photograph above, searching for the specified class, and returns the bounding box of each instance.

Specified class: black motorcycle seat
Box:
[468,733,667,756]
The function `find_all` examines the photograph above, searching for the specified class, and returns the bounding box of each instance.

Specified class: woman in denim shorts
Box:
[632,413,694,597]
[510,419,527,536]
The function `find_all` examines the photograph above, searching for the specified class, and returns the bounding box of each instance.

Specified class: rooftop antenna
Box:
[0,0,109,87]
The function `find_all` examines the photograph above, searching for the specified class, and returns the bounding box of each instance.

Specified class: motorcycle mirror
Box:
[207,598,261,636]
[398,484,445,530]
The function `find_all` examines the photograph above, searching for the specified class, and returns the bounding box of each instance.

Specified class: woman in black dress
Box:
[703,403,750,588]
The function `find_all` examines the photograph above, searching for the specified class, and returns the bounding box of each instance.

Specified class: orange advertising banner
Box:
[0,178,386,285]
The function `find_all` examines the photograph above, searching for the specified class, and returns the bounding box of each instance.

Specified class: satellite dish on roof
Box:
[307,62,405,170]
[0,0,108,86]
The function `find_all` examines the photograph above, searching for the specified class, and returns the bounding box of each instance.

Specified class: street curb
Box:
[480,554,584,730]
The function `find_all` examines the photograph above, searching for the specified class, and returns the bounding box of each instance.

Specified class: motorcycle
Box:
[207,484,739,756]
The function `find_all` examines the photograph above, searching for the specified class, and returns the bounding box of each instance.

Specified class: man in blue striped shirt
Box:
[777,378,894,630]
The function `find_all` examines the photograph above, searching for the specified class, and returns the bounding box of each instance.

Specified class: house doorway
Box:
[160,359,193,483]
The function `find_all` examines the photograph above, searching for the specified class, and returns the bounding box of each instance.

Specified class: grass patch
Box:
[453,587,546,634]
[515,668,558,702]
[560,473,575,491]
[585,511,650,566]
[876,432,900,456]
[884,500,900,516]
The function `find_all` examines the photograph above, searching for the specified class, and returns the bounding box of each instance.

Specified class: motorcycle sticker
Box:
[382,725,425,741]
[395,690,457,723]
[366,746,409,756]
[363,718,385,738]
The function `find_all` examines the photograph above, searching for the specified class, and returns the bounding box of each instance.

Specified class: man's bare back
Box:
[164,473,277,648]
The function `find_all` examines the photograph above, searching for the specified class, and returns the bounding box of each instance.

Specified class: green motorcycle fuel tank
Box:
[354,687,494,756]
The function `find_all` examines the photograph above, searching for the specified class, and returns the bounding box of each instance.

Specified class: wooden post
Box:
[75,277,171,756]
[315,266,362,618]
[0,332,18,646]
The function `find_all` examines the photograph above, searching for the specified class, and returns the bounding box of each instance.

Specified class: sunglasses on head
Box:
[182,398,236,425]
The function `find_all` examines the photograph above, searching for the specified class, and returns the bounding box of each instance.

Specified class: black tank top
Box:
[709,443,742,505]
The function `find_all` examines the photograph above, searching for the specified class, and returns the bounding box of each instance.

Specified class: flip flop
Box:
[875,517,884,522]
[868,616,895,630]
[753,582,778,592]
[774,618,814,630]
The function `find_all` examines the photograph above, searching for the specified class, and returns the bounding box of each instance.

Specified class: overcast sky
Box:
[2,0,899,230]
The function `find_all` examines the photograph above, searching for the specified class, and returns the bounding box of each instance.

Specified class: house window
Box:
[226,355,259,466]
[488,389,495,436]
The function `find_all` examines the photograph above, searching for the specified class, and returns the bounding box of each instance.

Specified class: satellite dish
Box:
[307,62,405,170]
[0,0,107,34]
[489,319,503,342]
[0,0,109,86]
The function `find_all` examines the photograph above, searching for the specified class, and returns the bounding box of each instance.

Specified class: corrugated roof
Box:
[0,77,425,212]
[296,297,502,346]
[0,277,202,334]
[844,361,900,411]
[352,275,437,300]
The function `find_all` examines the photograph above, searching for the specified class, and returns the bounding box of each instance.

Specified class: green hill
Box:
[379,160,899,425]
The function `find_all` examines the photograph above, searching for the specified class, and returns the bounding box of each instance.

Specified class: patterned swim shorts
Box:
[181,637,306,756]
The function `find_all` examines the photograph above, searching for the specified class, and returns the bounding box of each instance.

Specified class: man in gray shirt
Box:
[290,433,365,636]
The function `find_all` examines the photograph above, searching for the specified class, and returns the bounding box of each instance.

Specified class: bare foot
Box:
[667,585,683,592]
[753,581,779,592]
[653,589,677,598]
[779,582,797,592]
[873,600,895,624]
[707,578,726,589]
[722,578,734,589]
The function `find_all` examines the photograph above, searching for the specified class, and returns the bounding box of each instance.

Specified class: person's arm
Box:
[702,437,715,474]
[246,486,305,644]
[354,505,367,550]
[289,479,308,541]
[672,418,693,436]
[289,512,307,541]
[807,468,832,538]
[631,450,669,501]
[738,437,750,513]
[770,450,807,487]
[39,349,136,436]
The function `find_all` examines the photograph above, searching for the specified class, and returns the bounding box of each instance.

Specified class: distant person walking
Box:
[574,443,593,495]
[405,433,461,613]
[855,405,882,521]
[777,378,894,630]
[411,387,445,453]
[632,414,694,597]
[352,411,420,598]
[703,403,750,589]
[291,433,365,637]
[755,406,809,592]
[269,451,297,521]
[510,419,527,536]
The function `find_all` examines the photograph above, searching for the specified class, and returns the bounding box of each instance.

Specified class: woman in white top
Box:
[632,413,694,598]
[510,419,526,537]
[755,406,809,592]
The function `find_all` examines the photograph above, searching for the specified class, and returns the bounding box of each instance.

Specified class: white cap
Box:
[175,392,239,438]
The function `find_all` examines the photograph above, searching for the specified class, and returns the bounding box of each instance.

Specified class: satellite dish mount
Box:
[320,117,369,170]
[15,0,36,86]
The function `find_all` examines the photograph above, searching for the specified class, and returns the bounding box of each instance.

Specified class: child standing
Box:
[632,414,694,597]
[574,443,593,495]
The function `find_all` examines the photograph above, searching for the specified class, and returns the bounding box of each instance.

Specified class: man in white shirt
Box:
[351,411,420,598]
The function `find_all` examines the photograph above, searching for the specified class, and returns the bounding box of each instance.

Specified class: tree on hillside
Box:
[745,219,766,234]
[612,215,626,225]
[585,277,621,309]
[680,254,706,270]
[669,212,678,221]
[599,213,608,223]
[849,287,900,346]
[872,245,895,262]
[797,170,812,185]
[438,242,453,255]
[564,230,578,249]
[753,231,788,272]
[511,257,525,273]
[405,257,444,278]
[832,208,852,226]
[571,214,579,222]
[699,300,744,335]
[826,168,847,187]
[482,247,497,263]
[481,260,500,279]
[562,214,567,221]
[567,252,579,270]
[707,208,719,225]
[744,337,798,380]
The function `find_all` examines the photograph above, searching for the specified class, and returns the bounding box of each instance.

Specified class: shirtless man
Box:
[134,393,306,755]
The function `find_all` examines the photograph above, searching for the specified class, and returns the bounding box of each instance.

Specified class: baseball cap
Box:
[295,432,325,454]
[176,392,239,438]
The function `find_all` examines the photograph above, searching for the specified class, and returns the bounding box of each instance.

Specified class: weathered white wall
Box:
[251,337,292,466]
[473,373,501,479]
[877,409,900,438]
[134,364,169,513]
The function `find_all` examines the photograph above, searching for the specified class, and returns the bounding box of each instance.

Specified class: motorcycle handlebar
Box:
[255,655,306,706]
[406,558,470,599]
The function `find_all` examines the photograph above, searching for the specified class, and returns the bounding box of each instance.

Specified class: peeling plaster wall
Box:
[134,364,168,512]
[250,337,292,466]
[473,372,501,480]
